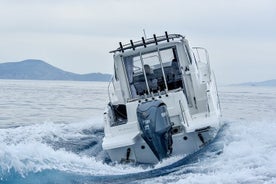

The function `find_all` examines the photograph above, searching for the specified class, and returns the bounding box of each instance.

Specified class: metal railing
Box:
[110,33,184,53]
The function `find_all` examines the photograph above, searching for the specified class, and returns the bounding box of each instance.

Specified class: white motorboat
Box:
[102,32,221,164]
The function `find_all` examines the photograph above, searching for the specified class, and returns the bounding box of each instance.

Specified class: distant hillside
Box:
[232,79,276,87]
[0,59,111,81]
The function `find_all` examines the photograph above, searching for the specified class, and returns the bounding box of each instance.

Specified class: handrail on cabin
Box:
[110,32,185,53]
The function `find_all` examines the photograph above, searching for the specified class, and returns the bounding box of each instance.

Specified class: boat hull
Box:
[103,124,219,164]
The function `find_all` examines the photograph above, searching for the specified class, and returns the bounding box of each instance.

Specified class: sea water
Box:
[0,80,275,183]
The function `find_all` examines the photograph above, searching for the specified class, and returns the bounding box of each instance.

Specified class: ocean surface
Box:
[0,80,275,184]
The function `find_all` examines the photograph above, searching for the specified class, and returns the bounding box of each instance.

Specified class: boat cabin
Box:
[107,33,213,128]
[109,33,194,103]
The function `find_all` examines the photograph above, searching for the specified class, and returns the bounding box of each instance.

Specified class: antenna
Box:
[143,29,147,39]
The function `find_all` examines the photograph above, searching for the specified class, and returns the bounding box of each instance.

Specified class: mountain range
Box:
[0,59,112,81]
[232,79,276,87]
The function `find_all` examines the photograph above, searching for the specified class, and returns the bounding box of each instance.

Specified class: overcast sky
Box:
[0,0,275,84]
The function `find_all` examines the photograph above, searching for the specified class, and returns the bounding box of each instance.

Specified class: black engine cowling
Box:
[137,100,173,161]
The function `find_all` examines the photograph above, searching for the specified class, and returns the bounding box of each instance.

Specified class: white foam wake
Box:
[141,119,276,184]
[0,118,148,177]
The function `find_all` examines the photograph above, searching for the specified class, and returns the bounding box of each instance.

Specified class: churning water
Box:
[0,80,275,184]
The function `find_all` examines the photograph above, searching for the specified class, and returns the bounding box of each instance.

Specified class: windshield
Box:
[124,47,183,99]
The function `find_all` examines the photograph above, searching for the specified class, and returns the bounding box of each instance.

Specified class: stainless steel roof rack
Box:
[109,32,185,53]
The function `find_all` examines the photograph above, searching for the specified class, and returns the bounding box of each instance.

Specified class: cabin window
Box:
[124,47,183,98]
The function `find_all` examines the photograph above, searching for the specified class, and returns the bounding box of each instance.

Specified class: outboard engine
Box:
[137,100,173,161]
